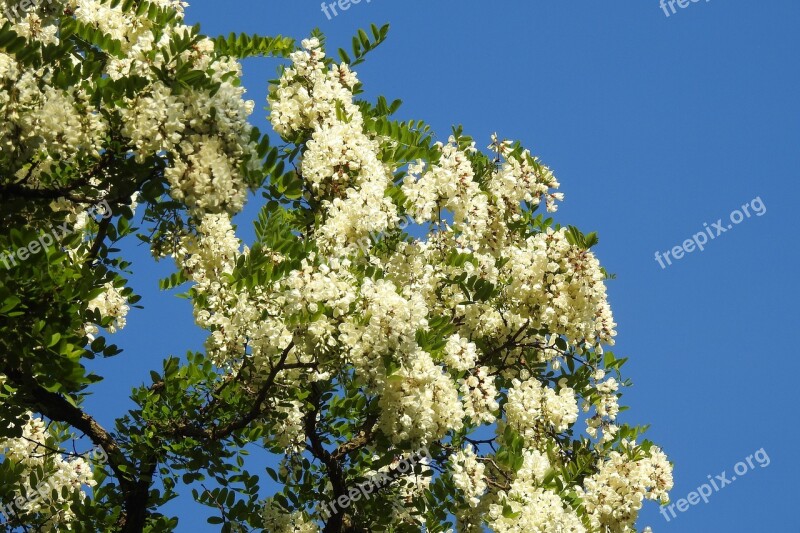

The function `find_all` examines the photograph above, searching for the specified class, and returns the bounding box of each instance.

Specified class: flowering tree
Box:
[0,1,672,532]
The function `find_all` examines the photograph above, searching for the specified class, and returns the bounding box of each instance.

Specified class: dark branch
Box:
[4,368,150,532]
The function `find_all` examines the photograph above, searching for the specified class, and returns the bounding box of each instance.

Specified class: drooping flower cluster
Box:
[443,333,480,372]
[487,449,585,533]
[488,133,563,217]
[176,213,249,364]
[586,369,622,442]
[261,498,318,533]
[86,282,130,336]
[0,414,96,529]
[269,38,398,255]
[282,256,357,356]
[502,227,617,350]
[505,377,579,444]
[378,349,464,446]
[582,444,674,532]
[449,445,487,508]
[0,30,106,171]
[269,38,358,138]
[402,140,489,240]
[489,485,587,533]
[268,400,307,453]
[459,365,499,425]
[339,278,429,388]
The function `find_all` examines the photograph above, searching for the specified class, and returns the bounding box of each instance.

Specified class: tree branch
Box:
[305,383,349,533]
[4,368,151,532]
[170,341,295,441]
[331,411,378,462]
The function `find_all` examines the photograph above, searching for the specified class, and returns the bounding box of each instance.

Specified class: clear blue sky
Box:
[84,1,799,531]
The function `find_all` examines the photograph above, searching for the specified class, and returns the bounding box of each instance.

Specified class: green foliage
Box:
[336,23,390,67]
[212,33,295,59]
[565,225,600,250]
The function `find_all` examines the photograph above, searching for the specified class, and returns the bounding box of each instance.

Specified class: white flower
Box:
[0,415,96,527]
[450,445,486,508]
[86,282,129,334]
[506,378,578,444]
[488,484,585,533]
[582,446,674,531]
[378,349,464,446]
[501,228,617,349]
[339,278,427,389]
[443,333,479,372]
[261,498,318,533]
[459,366,498,425]
[401,139,489,243]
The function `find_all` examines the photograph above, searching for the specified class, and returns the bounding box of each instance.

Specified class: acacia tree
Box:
[0,1,673,532]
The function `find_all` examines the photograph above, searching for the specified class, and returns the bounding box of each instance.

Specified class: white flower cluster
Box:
[268,400,307,453]
[502,227,617,349]
[582,444,674,532]
[0,58,105,172]
[443,333,479,372]
[0,415,96,528]
[401,135,564,253]
[586,370,622,442]
[301,121,380,196]
[269,38,356,137]
[176,214,251,364]
[86,282,130,337]
[402,140,488,240]
[506,378,579,444]
[378,349,464,446]
[1,0,257,215]
[449,445,487,508]
[489,486,586,533]
[283,256,356,356]
[596,375,621,419]
[516,448,553,486]
[339,278,428,388]
[459,366,498,426]
[269,38,398,256]
[261,498,318,533]
[488,133,563,216]
[67,0,188,47]
[487,450,585,533]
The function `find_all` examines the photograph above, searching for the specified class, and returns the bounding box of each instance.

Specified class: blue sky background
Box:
[83,1,799,531]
